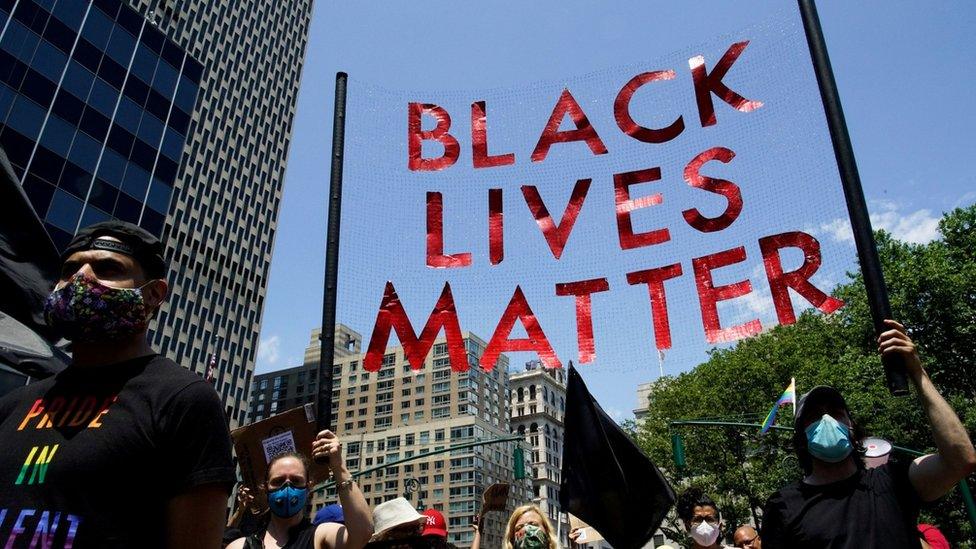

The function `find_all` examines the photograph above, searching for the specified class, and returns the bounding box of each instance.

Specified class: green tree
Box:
[635,204,976,546]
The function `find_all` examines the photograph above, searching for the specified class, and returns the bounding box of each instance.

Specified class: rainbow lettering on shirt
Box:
[0,508,81,548]
[16,395,117,431]
[14,445,59,486]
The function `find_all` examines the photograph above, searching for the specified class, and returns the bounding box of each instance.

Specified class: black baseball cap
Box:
[61,220,167,279]
[794,385,849,429]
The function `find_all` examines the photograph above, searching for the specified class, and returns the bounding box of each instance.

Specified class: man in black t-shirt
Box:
[0,221,236,548]
[760,320,976,548]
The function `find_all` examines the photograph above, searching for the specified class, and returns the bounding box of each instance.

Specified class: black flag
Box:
[560,364,675,549]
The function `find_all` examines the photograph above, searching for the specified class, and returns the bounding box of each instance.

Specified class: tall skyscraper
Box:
[0,0,313,428]
[0,0,202,242]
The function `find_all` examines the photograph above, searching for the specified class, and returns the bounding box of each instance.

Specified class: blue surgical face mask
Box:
[268,482,308,518]
[805,413,853,463]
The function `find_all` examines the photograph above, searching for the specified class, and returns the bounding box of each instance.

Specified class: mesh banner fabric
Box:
[335,7,857,397]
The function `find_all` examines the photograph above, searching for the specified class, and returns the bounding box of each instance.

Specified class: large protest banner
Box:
[331,5,859,407]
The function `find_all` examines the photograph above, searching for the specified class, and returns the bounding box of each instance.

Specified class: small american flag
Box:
[206,353,217,383]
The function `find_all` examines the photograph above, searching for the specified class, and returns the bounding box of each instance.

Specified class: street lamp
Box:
[404,477,424,510]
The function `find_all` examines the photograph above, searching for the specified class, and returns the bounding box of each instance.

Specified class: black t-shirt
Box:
[760,460,922,548]
[0,354,236,548]
[245,520,317,549]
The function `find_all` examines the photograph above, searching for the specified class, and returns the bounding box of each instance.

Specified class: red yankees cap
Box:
[421,508,447,538]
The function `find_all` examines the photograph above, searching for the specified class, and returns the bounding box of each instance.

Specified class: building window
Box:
[432,407,450,419]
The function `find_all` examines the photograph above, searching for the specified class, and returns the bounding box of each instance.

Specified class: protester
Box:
[731,525,760,549]
[369,497,427,542]
[316,504,346,526]
[676,489,729,549]
[228,429,373,549]
[471,505,558,549]
[420,508,461,549]
[475,504,559,549]
[421,509,448,539]
[0,220,236,547]
[760,320,976,548]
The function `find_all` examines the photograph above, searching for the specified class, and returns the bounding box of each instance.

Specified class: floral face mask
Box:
[44,273,153,343]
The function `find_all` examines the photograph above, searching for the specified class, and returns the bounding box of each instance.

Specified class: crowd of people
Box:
[0,219,973,548]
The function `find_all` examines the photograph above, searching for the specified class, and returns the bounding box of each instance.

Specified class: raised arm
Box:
[313,430,374,549]
[470,515,483,549]
[878,320,976,501]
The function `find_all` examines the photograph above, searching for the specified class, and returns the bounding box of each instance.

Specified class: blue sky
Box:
[256,1,975,421]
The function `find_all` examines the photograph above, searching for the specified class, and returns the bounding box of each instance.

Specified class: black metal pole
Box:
[796,0,907,395]
[317,72,349,435]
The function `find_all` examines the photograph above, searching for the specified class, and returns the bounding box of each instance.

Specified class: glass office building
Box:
[2,0,313,428]
[0,0,202,249]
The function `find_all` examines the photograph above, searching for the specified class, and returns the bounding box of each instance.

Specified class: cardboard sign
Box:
[231,404,329,509]
[568,514,604,544]
[481,482,511,513]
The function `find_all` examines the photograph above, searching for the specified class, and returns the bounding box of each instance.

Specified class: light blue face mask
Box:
[805,413,853,463]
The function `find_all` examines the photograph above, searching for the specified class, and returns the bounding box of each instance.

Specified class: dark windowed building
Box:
[0,0,201,246]
[1,0,313,428]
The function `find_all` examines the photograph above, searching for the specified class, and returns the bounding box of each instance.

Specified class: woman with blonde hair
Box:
[472,504,560,549]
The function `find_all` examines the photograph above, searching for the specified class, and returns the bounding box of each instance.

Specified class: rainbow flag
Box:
[760,378,796,434]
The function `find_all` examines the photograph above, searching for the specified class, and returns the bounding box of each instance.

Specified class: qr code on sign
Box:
[261,431,297,462]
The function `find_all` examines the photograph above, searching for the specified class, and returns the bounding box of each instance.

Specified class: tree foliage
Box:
[634,204,976,546]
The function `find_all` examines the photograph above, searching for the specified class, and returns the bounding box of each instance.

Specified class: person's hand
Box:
[312,429,343,468]
[878,319,924,381]
[236,485,254,510]
[471,514,482,533]
[569,528,583,542]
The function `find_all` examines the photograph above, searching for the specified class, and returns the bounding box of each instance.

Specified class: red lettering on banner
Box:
[531,89,608,162]
[614,70,685,144]
[364,281,467,372]
[472,101,515,169]
[693,246,762,343]
[759,231,844,324]
[682,146,743,232]
[626,263,684,350]
[521,178,591,260]
[481,286,561,371]
[555,278,610,363]
[689,41,764,127]
[426,192,472,268]
[408,103,460,171]
[614,167,670,250]
[488,188,504,265]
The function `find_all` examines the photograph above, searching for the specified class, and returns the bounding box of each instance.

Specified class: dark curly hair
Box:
[676,487,720,524]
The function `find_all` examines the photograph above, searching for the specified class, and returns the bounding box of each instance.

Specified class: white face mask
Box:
[690,520,720,546]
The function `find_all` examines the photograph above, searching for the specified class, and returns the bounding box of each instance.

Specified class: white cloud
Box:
[818,218,855,244]
[257,335,281,366]
[816,202,941,245]
[953,191,976,209]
